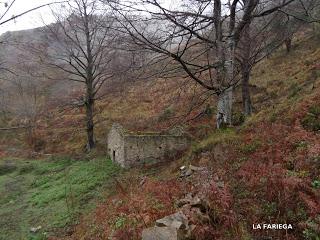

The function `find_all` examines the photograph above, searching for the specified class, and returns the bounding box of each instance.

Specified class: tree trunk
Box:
[241,68,252,116]
[216,87,233,128]
[240,23,253,116]
[27,126,35,148]
[84,4,95,152]
[285,37,292,53]
[216,37,234,129]
[85,86,95,151]
[213,0,234,129]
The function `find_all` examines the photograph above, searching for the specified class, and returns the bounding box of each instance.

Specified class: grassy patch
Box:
[261,201,278,217]
[240,140,262,154]
[0,161,17,175]
[192,128,239,154]
[288,82,302,99]
[0,157,121,240]
[301,105,320,132]
[232,111,246,126]
[157,106,175,122]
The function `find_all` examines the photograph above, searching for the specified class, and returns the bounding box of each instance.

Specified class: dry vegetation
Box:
[0,22,320,240]
[0,0,320,239]
[31,34,319,239]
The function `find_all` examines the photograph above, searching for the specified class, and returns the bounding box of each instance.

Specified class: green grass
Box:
[0,157,121,240]
[240,140,262,154]
[191,128,239,154]
[301,104,320,132]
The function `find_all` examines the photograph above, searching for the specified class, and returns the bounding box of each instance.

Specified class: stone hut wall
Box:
[107,125,125,167]
[123,135,190,168]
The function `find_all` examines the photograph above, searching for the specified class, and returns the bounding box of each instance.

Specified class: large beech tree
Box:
[106,0,305,128]
[46,0,119,151]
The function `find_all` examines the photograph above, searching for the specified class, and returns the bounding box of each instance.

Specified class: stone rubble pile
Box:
[142,164,221,240]
[179,165,206,178]
[142,212,190,240]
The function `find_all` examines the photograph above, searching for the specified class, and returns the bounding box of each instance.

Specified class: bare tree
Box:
[9,73,47,150]
[237,0,320,116]
[0,0,67,134]
[43,0,122,151]
[0,54,49,150]
[236,14,287,116]
[273,0,319,53]
[0,1,68,26]
[105,0,300,128]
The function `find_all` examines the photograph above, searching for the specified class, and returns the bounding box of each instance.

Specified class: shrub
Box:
[262,201,278,217]
[301,105,320,132]
[0,162,17,175]
[293,141,309,150]
[303,218,320,240]
[34,138,46,152]
[314,22,320,39]
[288,82,302,98]
[204,104,214,117]
[232,111,245,126]
[308,69,320,82]
[309,105,320,116]
[195,124,213,139]
[158,107,175,122]
[311,180,320,189]
[115,216,127,229]
[304,59,314,66]
[240,140,262,154]
[18,163,35,174]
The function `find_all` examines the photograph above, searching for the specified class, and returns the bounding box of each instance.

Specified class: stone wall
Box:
[123,135,190,168]
[107,124,125,167]
[107,124,190,168]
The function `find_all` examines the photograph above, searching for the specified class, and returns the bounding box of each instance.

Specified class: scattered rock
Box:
[180,166,187,171]
[142,226,182,240]
[140,176,147,186]
[144,166,221,239]
[189,196,201,206]
[30,226,42,233]
[176,194,193,208]
[111,199,123,207]
[191,208,211,224]
[189,197,208,212]
[175,194,214,231]
[155,212,188,229]
[171,220,186,230]
[176,194,208,213]
[216,181,225,189]
[179,165,206,178]
[189,165,206,171]
[184,169,193,177]
[142,212,190,240]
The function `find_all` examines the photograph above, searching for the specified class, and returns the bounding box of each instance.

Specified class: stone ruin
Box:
[107,123,190,168]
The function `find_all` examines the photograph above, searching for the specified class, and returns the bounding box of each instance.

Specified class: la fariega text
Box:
[253,223,293,230]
